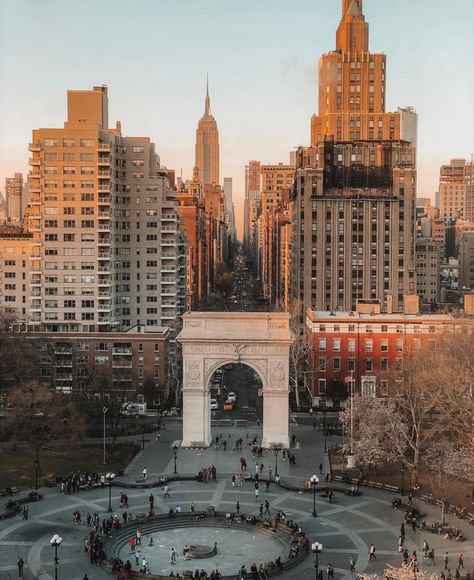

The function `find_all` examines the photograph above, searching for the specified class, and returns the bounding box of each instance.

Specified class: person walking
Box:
[422,539,429,556]
[129,537,136,554]
[170,547,177,564]
[164,484,170,497]
[369,544,376,561]
[259,504,263,517]
[231,474,236,487]
[444,552,449,570]
[264,500,270,515]
[136,529,142,545]
[458,554,464,569]
[349,556,355,573]
[135,549,141,566]
[17,558,24,578]
[149,493,155,512]
[255,487,259,501]
[142,467,147,481]
[400,523,405,542]
[327,564,335,579]
[236,501,240,514]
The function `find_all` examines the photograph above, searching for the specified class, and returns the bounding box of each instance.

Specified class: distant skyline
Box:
[0,0,473,237]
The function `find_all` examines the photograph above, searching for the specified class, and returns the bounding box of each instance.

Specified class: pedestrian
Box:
[142,467,147,481]
[369,544,376,561]
[264,500,270,515]
[259,503,263,517]
[17,558,24,577]
[83,575,89,580]
[411,518,417,533]
[129,537,136,554]
[190,502,195,512]
[22,506,29,521]
[236,501,240,514]
[255,463,259,474]
[319,463,323,474]
[223,440,227,451]
[400,522,405,541]
[403,548,409,564]
[309,407,313,416]
[349,555,355,573]
[255,488,259,501]
[135,549,141,566]
[458,554,464,569]
[428,549,435,566]
[275,474,281,485]
[444,552,449,570]
[408,493,413,507]
[292,434,296,446]
[170,547,177,564]
[149,493,155,512]
[164,484,170,497]
[422,539,429,556]
[231,474,236,487]
[86,512,92,527]
[327,563,334,579]
[265,480,270,492]
[123,510,128,523]
[398,536,404,552]
[136,529,142,545]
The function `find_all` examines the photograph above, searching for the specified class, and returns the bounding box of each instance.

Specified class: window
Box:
[347,338,355,352]
[428,339,436,352]
[365,339,373,352]
[395,339,403,352]
[381,324,388,332]
[333,338,341,352]
[381,358,389,371]
[318,379,326,395]
[380,339,388,352]
[413,338,421,351]
[348,358,355,371]
[318,338,326,351]
[365,358,373,372]
[333,357,341,371]
[318,357,326,372]
[380,380,389,396]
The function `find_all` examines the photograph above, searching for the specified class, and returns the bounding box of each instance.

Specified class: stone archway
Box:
[177,312,293,448]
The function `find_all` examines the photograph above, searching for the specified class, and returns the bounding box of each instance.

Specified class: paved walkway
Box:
[0,418,473,580]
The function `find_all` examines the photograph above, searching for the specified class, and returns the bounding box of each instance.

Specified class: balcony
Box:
[161,215,176,222]
[98,238,110,246]
[112,361,133,369]
[29,157,40,166]
[161,268,176,274]
[97,318,111,325]
[98,170,110,177]
[161,226,177,232]
[30,171,41,179]
[161,290,177,297]
[57,361,73,368]
[98,266,110,273]
[98,305,111,312]
[160,241,176,247]
[29,143,41,152]
[29,304,42,311]
[98,252,110,259]
[112,348,132,355]
[98,291,110,297]
[161,253,175,259]
[98,157,110,165]
[98,224,110,232]
[98,184,110,192]
[98,143,110,151]
[97,279,111,287]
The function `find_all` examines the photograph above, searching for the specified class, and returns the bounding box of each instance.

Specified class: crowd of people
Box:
[56,471,105,494]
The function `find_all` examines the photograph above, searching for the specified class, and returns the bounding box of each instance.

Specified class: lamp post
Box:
[400,466,405,497]
[311,542,323,580]
[102,407,108,465]
[106,472,115,513]
[310,474,319,517]
[173,445,178,475]
[274,448,279,480]
[50,534,62,580]
[34,458,40,490]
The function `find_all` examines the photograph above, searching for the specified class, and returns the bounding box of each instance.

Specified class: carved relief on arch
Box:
[185,359,201,387]
[270,360,286,385]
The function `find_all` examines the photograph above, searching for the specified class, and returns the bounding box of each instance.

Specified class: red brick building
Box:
[306,308,474,406]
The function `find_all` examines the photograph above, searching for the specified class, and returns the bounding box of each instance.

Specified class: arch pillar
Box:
[178,312,293,449]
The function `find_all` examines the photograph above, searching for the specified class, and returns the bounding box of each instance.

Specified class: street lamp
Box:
[310,474,319,517]
[102,407,108,465]
[34,458,40,490]
[311,542,323,580]
[400,466,405,497]
[173,445,178,475]
[50,534,62,580]
[106,472,115,513]
[273,447,279,480]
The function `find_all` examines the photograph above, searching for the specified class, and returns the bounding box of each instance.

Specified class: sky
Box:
[0,0,473,238]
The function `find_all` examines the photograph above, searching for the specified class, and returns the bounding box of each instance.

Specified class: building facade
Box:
[306,307,474,406]
[415,238,441,305]
[195,80,219,187]
[291,0,417,323]
[0,86,186,334]
[438,159,474,220]
[459,231,474,290]
[244,160,261,257]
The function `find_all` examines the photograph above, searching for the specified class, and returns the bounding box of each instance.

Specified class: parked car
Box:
[227,392,237,403]
[210,398,219,411]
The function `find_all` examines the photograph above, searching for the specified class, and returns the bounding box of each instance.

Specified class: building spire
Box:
[205,74,211,116]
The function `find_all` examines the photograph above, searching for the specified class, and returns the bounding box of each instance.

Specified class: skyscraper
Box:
[244,160,262,256]
[291,0,417,318]
[5,173,23,223]
[438,158,474,220]
[195,80,219,187]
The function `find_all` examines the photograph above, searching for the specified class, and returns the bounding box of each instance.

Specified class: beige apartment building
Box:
[291,0,417,321]
[439,159,474,220]
[1,86,186,333]
[459,231,474,290]
[415,238,441,305]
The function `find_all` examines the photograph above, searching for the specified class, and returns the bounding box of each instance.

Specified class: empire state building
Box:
[195,80,220,187]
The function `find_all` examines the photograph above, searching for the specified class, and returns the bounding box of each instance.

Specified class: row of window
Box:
[316,323,437,333]
[318,378,389,396]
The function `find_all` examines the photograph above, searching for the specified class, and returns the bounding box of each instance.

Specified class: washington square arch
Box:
[177,312,294,449]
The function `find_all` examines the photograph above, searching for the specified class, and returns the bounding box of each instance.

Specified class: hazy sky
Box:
[0,0,473,237]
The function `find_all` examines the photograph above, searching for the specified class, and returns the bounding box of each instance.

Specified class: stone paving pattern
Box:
[0,419,473,579]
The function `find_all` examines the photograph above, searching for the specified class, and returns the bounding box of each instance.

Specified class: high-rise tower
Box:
[291,1,417,317]
[195,79,220,187]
